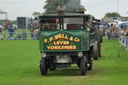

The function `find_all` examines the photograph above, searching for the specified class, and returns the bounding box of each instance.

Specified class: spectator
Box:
[8,35,14,40]
[16,32,22,40]
[121,28,124,36]
[121,24,123,29]
[8,25,14,37]
[115,30,118,39]
[22,31,27,40]
[0,32,5,40]
[104,28,108,38]
[33,29,38,40]
[126,30,128,37]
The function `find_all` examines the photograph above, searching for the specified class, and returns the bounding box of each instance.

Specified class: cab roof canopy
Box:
[39,13,93,19]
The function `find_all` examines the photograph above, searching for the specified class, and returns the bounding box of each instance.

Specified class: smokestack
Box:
[56,4,65,15]
[79,0,81,4]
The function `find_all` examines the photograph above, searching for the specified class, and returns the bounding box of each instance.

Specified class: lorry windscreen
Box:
[63,18,84,30]
[40,18,60,31]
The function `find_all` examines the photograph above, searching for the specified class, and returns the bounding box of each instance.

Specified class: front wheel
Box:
[93,41,99,60]
[40,58,48,75]
[80,56,87,75]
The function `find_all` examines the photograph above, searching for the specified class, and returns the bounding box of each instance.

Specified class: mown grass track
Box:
[0,39,128,85]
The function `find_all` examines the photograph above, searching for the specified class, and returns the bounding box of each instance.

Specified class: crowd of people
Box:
[0,19,40,40]
[101,23,128,48]
[102,24,128,39]
[0,26,39,40]
[1,22,128,42]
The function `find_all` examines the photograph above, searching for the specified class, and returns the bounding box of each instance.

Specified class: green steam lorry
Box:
[39,13,102,75]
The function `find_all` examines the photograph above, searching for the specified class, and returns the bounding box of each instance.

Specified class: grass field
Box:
[0,39,128,85]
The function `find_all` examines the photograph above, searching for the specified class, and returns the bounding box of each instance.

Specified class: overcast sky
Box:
[0,0,128,20]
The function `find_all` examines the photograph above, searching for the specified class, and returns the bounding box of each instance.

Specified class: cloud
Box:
[0,0,45,20]
[81,0,128,19]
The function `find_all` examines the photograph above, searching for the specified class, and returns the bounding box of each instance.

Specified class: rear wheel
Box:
[93,41,99,60]
[40,58,48,75]
[87,51,93,70]
[80,56,87,75]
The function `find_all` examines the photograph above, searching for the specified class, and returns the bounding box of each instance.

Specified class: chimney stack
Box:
[56,4,65,15]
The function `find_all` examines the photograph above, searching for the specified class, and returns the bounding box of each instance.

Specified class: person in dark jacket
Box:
[8,25,14,37]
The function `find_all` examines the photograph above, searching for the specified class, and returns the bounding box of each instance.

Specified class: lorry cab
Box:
[39,13,101,75]
[39,14,93,52]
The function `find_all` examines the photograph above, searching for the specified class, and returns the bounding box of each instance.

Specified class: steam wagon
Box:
[38,13,102,75]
